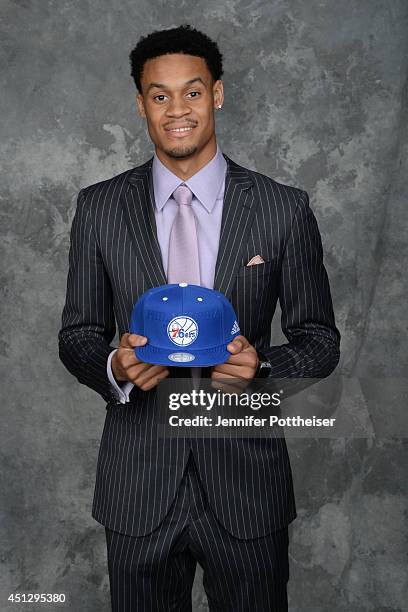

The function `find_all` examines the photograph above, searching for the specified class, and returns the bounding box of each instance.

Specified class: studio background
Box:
[1,1,407,610]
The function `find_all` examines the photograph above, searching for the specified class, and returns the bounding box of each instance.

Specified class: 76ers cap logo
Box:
[167,316,198,346]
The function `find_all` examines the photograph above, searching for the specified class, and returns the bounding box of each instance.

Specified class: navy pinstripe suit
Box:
[58,152,340,609]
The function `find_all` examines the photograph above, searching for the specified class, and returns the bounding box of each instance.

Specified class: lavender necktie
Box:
[167,184,200,284]
[167,183,201,387]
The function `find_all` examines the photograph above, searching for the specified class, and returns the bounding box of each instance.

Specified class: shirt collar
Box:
[152,143,227,213]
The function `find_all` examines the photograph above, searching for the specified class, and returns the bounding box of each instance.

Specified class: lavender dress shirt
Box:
[107,143,227,403]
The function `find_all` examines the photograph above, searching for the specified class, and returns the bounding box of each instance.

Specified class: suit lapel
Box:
[213,154,257,299]
[122,158,167,288]
[123,152,258,298]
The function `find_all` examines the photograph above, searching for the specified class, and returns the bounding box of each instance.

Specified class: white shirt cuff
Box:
[107,349,134,404]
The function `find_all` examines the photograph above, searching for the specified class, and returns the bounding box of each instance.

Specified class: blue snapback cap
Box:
[129,283,241,367]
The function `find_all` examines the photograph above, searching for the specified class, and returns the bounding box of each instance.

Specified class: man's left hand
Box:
[211,335,259,392]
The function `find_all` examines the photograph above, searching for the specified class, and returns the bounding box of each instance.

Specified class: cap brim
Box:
[135,344,231,367]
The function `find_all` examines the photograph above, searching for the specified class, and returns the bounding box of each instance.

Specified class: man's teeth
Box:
[170,127,193,132]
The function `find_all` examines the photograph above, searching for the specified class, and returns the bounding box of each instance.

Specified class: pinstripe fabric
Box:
[58,152,340,538]
[105,453,289,611]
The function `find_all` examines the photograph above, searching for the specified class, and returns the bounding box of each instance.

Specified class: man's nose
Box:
[165,96,192,116]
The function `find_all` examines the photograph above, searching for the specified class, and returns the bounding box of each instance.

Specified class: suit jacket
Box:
[58,152,340,538]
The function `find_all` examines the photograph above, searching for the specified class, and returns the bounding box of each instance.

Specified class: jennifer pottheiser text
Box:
[168,415,336,428]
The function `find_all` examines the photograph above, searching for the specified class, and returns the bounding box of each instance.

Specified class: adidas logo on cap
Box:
[231,320,240,335]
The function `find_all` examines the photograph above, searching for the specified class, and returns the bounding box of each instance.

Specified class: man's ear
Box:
[136,93,146,118]
[213,79,224,109]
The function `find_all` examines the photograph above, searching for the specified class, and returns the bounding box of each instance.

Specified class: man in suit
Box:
[58,24,340,612]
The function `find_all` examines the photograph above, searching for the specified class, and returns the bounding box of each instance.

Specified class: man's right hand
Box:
[111,333,170,391]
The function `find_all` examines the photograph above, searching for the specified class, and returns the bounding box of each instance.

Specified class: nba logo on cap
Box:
[167,316,198,346]
[129,283,241,367]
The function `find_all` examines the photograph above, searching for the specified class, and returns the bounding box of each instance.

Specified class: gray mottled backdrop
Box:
[1,1,407,610]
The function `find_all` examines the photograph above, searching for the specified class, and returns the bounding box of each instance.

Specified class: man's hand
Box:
[211,335,259,393]
[112,333,170,391]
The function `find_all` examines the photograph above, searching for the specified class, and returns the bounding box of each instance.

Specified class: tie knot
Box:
[172,184,193,206]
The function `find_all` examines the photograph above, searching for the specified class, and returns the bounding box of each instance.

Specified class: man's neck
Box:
[155,140,217,180]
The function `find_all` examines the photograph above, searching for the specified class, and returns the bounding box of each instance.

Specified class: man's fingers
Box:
[211,370,238,380]
[211,367,249,381]
[134,364,169,389]
[140,371,170,391]
[212,362,246,376]
[128,333,148,347]
[126,361,152,379]
[118,347,148,369]
[221,353,257,367]
[117,333,149,368]
[227,335,250,353]
[211,344,259,381]
[137,367,170,391]
[120,332,148,348]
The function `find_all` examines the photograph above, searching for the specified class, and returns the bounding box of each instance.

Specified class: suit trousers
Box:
[105,451,290,612]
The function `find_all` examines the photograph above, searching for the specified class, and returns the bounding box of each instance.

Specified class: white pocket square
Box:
[246,255,265,266]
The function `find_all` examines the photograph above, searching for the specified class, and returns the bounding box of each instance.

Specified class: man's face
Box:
[136,53,223,160]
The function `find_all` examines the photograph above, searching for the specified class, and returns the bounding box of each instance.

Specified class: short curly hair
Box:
[129,24,224,94]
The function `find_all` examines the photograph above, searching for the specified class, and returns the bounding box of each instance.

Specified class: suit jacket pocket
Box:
[236,260,275,277]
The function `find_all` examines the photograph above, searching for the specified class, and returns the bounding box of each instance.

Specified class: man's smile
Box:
[165,124,197,138]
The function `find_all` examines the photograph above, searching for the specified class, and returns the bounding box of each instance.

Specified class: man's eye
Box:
[153,92,201,103]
